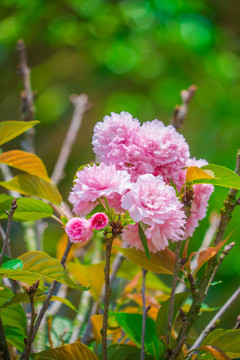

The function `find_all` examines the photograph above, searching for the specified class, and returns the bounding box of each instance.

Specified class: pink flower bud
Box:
[65,217,93,244]
[90,212,109,230]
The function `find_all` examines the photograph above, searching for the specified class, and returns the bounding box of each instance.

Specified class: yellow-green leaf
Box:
[0,150,50,181]
[32,342,98,360]
[200,346,231,360]
[0,120,39,146]
[114,246,175,275]
[0,174,62,204]
[17,251,76,287]
[68,260,104,301]
[202,329,240,358]
[186,166,216,182]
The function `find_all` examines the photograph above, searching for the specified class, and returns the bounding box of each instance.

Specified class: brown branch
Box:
[167,241,182,344]
[51,94,90,185]
[0,199,17,266]
[16,39,36,154]
[171,308,189,358]
[81,253,124,345]
[16,39,35,122]
[24,280,39,360]
[141,269,148,360]
[0,318,10,360]
[175,151,240,354]
[190,285,240,350]
[171,85,197,130]
[101,235,114,360]
[20,240,73,359]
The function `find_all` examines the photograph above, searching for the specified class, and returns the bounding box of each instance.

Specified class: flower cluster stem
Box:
[102,236,114,360]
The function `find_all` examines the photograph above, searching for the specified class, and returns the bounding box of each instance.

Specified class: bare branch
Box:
[141,268,148,360]
[190,285,240,350]
[167,241,182,344]
[171,85,197,130]
[24,280,39,360]
[51,94,90,185]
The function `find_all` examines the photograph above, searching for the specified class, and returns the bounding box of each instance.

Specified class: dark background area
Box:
[1,0,240,330]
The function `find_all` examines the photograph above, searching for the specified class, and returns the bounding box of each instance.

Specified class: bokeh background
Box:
[1,0,240,330]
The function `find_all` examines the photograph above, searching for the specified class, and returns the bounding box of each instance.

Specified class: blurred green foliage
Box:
[0,0,240,327]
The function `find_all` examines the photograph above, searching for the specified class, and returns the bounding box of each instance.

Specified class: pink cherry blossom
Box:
[139,120,190,185]
[69,163,131,216]
[178,158,214,238]
[65,217,93,244]
[121,174,186,250]
[90,212,109,230]
[92,111,141,163]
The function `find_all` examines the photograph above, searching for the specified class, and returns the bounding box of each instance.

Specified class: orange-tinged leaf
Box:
[33,342,98,360]
[0,120,39,146]
[200,346,231,360]
[186,166,217,182]
[0,174,62,204]
[0,150,50,181]
[115,246,175,275]
[68,261,104,301]
[196,231,234,274]
[91,315,103,343]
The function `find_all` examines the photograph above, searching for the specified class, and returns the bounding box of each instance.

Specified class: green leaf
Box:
[49,317,73,348]
[0,285,14,307]
[114,312,166,359]
[0,251,76,288]
[0,150,50,181]
[0,174,62,204]
[202,329,240,358]
[156,292,189,337]
[32,342,99,359]
[1,303,27,335]
[0,259,23,270]
[4,326,25,352]
[191,164,240,190]
[138,222,150,260]
[115,246,175,275]
[18,251,76,287]
[0,195,54,221]
[108,344,154,360]
[0,120,39,146]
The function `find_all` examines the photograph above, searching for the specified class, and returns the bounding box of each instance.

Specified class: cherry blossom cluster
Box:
[67,112,214,252]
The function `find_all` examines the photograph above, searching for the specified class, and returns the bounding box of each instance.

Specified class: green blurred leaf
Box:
[0,174,62,204]
[32,341,98,359]
[0,120,39,146]
[0,259,23,270]
[156,292,189,337]
[1,303,27,334]
[108,344,154,360]
[114,312,165,359]
[202,329,240,358]
[138,222,150,260]
[4,326,25,352]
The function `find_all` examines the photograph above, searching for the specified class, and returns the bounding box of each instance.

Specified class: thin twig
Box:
[167,241,182,344]
[141,268,148,360]
[101,236,114,360]
[171,85,197,130]
[233,315,240,330]
[0,199,17,266]
[51,94,90,185]
[24,280,39,360]
[190,285,240,350]
[171,308,189,358]
[0,318,10,360]
[20,240,73,359]
[81,253,124,345]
